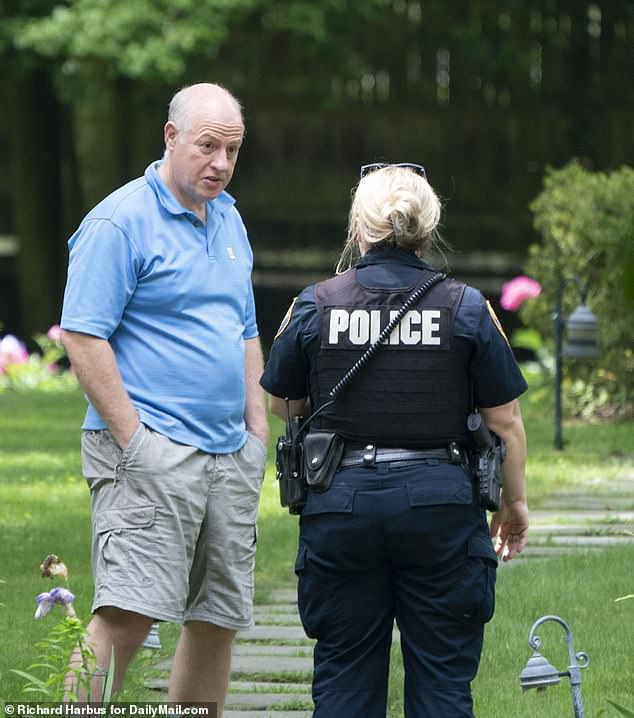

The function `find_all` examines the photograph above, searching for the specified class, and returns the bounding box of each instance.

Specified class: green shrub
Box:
[520,160,634,418]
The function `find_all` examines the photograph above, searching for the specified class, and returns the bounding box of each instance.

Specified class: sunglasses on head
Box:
[359,162,427,179]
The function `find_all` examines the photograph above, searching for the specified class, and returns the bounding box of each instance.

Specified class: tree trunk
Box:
[6,68,65,342]
[71,64,127,210]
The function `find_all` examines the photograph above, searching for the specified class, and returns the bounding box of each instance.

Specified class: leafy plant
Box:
[0,325,77,393]
[11,615,96,700]
[521,161,634,418]
[10,555,111,701]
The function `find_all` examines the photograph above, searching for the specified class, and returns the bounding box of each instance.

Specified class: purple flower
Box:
[34,587,76,619]
[35,592,55,619]
[500,276,542,312]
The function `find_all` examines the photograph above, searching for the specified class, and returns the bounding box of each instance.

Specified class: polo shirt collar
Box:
[145,161,236,219]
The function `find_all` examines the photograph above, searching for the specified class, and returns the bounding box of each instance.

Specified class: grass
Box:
[0,381,633,714]
[384,546,634,717]
[473,546,633,717]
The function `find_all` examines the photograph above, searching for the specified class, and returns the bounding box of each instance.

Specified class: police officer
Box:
[260,162,529,718]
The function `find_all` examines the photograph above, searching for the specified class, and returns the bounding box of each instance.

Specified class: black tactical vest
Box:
[310,267,471,448]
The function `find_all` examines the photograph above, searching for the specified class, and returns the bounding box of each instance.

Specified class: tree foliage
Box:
[11,0,257,83]
[1,0,633,341]
[10,0,633,109]
[10,0,390,88]
[520,161,634,417]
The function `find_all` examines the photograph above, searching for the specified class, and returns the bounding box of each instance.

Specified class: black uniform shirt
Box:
[261,248,528,408]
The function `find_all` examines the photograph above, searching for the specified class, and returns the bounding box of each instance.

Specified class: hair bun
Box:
[390,208,409,235]
[383,193,418,239]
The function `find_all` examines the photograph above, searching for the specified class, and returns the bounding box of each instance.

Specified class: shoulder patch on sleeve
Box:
[274,297,298,340]
[486,300,510,345]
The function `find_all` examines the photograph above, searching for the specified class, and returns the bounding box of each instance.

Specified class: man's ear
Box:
[164,121,178,151]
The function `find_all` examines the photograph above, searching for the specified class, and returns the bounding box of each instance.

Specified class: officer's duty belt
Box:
[339,443,466,468]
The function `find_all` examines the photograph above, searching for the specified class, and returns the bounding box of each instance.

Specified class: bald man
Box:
[61,84,268,710]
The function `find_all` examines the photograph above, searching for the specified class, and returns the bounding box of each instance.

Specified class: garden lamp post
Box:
[519,614,590,718]
[553,276,600,449]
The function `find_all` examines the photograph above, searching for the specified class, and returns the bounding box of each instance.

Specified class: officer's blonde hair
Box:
[337,166,442,273]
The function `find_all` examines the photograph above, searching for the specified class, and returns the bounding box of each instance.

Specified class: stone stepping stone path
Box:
[146,588,314,716]
[504,472,634,564]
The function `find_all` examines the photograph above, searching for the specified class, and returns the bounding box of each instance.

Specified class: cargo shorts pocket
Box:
[119,423,150,465]
[444,534,498,624]
[94,504,156,586]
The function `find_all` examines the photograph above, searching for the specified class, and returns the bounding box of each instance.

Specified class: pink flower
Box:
[0,334,29,372]
[47,324,62,342]
[500,276,542,312]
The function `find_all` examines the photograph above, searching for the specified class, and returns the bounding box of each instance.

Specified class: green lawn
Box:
[1,385,633,714]
[473,546,633,717]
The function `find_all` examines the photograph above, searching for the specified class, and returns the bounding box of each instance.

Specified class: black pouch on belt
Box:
[304,431,345,492]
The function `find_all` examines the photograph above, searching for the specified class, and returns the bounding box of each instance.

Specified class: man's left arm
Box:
[244,337,270,447]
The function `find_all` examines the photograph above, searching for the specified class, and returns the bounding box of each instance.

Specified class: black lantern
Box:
[562,303,600,360]
[554,278,600,449]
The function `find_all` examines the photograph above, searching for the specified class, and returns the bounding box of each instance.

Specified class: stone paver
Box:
[233,646,313,657]
[231,681,312,692]
[238,625,310,642]
[224,694,312,710]
[231,654,313,676]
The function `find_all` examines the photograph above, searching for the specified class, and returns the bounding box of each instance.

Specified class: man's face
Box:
[164,99,244,210]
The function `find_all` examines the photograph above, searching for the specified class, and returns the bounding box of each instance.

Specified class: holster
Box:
[304,431,344,492]
[469,441,506,512]
[276,434,306,515]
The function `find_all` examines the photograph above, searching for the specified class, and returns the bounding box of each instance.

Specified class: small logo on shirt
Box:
[226,247,236,260]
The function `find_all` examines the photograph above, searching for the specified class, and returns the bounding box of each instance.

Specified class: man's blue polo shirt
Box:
[61,161,258,454]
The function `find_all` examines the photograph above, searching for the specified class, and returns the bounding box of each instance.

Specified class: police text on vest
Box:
[328,309,442,346]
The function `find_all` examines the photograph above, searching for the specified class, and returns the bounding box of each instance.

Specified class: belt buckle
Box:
[362,444,376,466]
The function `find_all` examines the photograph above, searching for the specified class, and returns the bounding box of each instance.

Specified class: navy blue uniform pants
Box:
[295,460,498,718]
